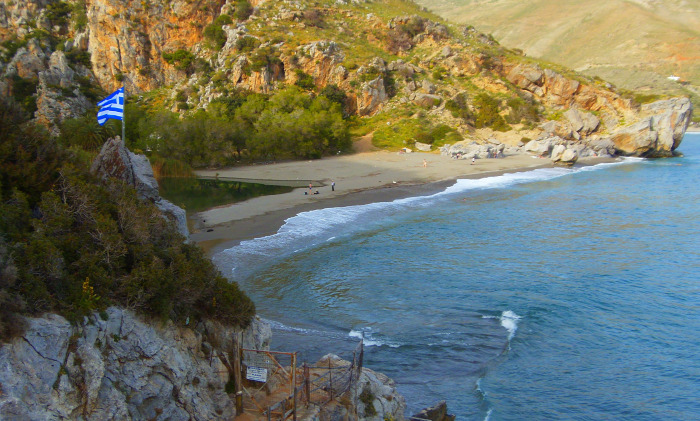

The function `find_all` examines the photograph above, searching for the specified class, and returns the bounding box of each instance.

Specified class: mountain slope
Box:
[0,0,693,160]
[415,0,700,98]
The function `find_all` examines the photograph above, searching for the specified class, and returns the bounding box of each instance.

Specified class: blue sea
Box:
[215,133,700,420]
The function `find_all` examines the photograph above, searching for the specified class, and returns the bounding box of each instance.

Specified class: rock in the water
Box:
[412,400,456,421]
[610,104,693,157]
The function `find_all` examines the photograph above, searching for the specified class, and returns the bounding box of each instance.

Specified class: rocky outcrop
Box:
[505,63,633,115]
[440,141,504,159]
[610,97,693,157]
[294,41,347,88]
[0,307,271,420]
[411,400,456,421]
[35,51,93,135]
[357,77,388,116]
[91,137,189,239]
[564,108,600,135]
[310,354,405,421]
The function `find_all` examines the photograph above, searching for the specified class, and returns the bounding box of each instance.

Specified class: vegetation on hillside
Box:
[0,99,255,341]
[115,86,351,168]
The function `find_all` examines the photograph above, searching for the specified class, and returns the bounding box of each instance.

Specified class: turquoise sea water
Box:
[215,133,700,420]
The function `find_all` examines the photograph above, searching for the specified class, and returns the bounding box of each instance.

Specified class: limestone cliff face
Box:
[0,307,271,420]
[85,0,224,93]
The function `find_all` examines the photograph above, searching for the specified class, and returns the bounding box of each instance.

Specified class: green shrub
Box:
[319,84,347,108]
[66,49,92,67]
[162,49,195,73]
[249,46,280,71]
[203,14,232,50]
[233,0,253,21]
[294,70,315,90]
[506,97,539,124]
[45,1,72,26]
[445,93,473,123]
[474,93,510,131]
[1,38,28,61]
[235,36,260,53]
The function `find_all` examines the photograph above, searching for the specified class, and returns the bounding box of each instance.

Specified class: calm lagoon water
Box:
[215,133,700,420]
[158,177,292,214]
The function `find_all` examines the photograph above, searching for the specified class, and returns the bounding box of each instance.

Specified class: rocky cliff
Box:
[1,0,692,157]
[0,307,270,420]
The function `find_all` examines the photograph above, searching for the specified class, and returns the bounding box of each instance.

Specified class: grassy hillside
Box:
[415,0,700,109]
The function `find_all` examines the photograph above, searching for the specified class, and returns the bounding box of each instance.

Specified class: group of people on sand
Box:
[305,181,335,195]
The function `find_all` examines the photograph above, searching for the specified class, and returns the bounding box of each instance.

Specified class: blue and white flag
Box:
[96,87,124,126]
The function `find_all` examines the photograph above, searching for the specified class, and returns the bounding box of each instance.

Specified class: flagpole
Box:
[122,86,126,143]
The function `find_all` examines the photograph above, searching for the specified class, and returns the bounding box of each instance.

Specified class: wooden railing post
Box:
[233,332,243,415]
[328,359,333,401]
[304,363,310,407]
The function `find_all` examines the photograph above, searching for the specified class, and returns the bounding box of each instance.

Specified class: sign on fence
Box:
[246,366,268,382]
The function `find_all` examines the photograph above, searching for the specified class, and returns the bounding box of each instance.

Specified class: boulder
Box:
[564,108,600,135]
[523,137,557,156]
[128,153,160,202]
[414,141,431,151]
[610,118,660,157]
[642,97,693,155]
[90,137,136,185]
[441,141,497,159]
[412,92,441,108]
[412,400,456,421]
[357,77,388,116]
[506,64,544,97]
[551,144,579,166]
[586,138,616,156]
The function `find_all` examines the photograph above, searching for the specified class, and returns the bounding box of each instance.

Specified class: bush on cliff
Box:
[0,99,255,341]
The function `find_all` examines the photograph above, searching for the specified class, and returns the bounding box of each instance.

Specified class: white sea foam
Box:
[484,408,493,421]
[349,328,401,348]
[217,161,629,277]
[500,310,521,341]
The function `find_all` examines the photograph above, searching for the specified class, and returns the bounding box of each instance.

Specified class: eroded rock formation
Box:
[0,307,271,420]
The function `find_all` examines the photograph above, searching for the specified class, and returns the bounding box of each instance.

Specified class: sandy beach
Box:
[189,149,614,253]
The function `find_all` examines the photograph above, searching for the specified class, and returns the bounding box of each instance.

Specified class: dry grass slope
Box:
[415,0,700,99]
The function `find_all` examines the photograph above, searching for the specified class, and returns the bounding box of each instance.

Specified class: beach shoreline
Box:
[189,151,617,255]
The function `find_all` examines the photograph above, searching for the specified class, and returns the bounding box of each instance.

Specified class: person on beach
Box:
[472,157,475,165]
[331,181,335,191]
[423,159,427,168]
[309,183,313,191]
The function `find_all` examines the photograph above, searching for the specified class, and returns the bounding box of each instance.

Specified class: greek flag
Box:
[96,87,124,126]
